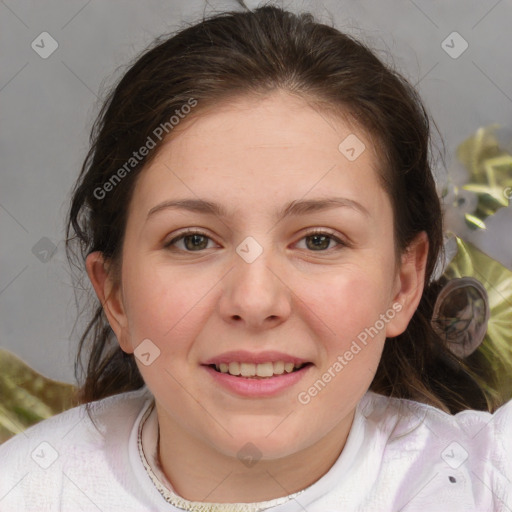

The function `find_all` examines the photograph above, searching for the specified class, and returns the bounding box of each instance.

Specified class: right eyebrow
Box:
[146,196,371,223]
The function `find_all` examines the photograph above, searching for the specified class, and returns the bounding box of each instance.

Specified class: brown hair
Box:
[66,4,497,414]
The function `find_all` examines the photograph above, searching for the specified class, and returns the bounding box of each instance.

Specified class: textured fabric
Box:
[0,385,511,511]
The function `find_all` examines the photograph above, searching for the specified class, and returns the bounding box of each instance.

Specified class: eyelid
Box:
[163,228,219,248]
[297,228,349,250]
[163,227,350,252]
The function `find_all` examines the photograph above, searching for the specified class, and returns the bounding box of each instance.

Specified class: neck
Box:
[155,405,355,504]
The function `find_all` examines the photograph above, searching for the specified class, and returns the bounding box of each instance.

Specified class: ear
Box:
[385,231,429,338]
[85,251,133,354]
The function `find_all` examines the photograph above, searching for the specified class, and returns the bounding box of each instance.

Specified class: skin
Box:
[86,89,428,503]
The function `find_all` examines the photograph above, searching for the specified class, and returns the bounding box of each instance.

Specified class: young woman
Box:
[0,5,510,511]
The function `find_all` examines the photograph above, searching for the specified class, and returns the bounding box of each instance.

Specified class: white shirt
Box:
[0,385,511,511]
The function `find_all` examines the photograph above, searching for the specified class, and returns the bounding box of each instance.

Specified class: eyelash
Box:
[163,228,348,253]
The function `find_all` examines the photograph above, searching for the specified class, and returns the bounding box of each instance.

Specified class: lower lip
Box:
[202,364,312,398]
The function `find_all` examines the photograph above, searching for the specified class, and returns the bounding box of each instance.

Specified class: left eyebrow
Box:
[146,196,371,222]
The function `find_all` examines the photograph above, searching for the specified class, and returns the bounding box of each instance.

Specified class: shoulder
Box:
[361,389,512,441]
[0,386,151,454]
[0,386,153,509]
[357,391,512,509]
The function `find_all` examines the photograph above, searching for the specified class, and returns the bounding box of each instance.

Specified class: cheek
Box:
[301,267,392,341]
[121,261,216,347]
[121,245,395,357]
[296,271,390,408]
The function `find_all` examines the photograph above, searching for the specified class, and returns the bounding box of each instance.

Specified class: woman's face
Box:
[88,90,427,461]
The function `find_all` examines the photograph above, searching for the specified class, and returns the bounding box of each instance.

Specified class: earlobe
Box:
[85,251,133,353]
[385,231,429,338]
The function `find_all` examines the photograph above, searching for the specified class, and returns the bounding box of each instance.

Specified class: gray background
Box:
[1,0,511,384]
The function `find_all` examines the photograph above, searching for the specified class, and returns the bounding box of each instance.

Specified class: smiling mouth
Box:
[208,361,312,379]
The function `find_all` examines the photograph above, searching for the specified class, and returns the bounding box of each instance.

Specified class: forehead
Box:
[165,91,379,168]
[130,90,389,222]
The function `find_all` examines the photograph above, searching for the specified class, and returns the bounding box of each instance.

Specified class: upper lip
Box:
[202,350,310,366]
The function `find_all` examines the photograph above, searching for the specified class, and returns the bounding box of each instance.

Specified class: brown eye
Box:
[298,230,346,252]
[164,230,215,251]
[164,229,347,254]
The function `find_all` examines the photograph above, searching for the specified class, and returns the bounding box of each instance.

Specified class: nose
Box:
[218,245,292,330]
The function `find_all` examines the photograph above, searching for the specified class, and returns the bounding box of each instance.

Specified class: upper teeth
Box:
[215,361,303,377]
